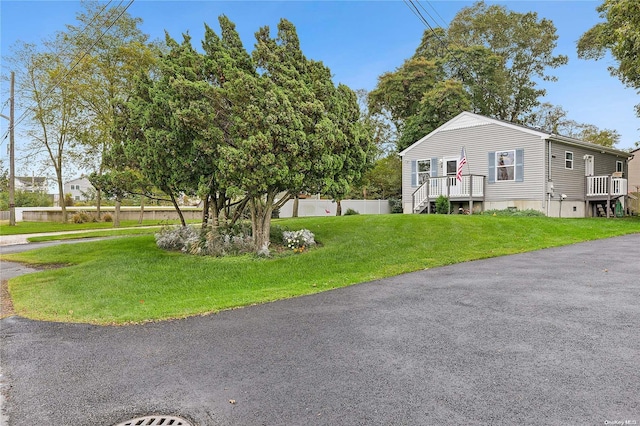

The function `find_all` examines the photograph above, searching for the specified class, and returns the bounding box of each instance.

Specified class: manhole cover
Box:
[113,415,193,426]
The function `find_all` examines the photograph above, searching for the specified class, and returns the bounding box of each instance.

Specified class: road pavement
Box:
[1,234,639,425]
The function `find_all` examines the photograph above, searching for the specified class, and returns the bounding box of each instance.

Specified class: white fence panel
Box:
[278,199,390,218]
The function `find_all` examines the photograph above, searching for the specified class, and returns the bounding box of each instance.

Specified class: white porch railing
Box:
[586,176,627,197]
[413,175,485,213]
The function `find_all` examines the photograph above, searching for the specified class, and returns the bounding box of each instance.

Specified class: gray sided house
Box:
[400,112,632,218]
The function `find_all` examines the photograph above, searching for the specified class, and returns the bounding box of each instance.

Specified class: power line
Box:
[403,0,502,116]
[38,1,115,65]
[422,0,449,29]
[11,0,135,131]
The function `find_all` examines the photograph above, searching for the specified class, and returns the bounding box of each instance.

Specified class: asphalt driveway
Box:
[1,234,639,425]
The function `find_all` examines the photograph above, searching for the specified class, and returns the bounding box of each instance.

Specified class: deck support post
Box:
[469,175,474,214]
[607,175,612,218]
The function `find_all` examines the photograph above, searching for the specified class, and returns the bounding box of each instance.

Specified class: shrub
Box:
[282,229,316,253]
[388,197,403,214]
[344,208,359,215]
[155,223,256,257]
[71,211,93,224]
[103,213,113,222]
[481,208,545,217]
[200,221,255,256]
[202,229,254,257]
[0,190,53,209]
[64,193,74,207]
[270,225,289,245]
[155,226,200,251]
[435,195,449,214]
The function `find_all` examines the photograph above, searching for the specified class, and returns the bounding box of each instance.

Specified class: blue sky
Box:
[1,0,639,176]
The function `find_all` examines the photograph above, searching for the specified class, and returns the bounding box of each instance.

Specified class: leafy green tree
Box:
[575,125,620,147]
[62,1,156,219]
[370,1,567,151]
[527,102,620,147]
[0,159,8,193]
[398,80,471,152]
[578,0,640,117]
[356,89,396,158]
[369,57,443,134]
[350,154,402,200]
[6,40,83,223]
[448,1,568,122]
[0,190,53,210]
[89,169,146,227]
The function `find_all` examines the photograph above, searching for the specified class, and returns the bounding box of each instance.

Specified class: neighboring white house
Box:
[400,112,633,218]
[14,176,48,193]
[64,176,95,202]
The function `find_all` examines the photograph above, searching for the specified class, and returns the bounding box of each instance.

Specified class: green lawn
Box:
[4,214,640,325]
[0,219,191,236]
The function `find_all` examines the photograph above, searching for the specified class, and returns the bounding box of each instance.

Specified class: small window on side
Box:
[565,151,573,170]
[616,161,623,173]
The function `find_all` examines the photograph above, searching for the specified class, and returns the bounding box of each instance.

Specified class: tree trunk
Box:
[336,199,342,216]
[96,188,102,220]
[114,198,121,228]
[201,194,210,229]
[169,191,186,227]
[138,195,145,224]
[250,193,274,256]
[56,169,67,223]
[292,195,299,217]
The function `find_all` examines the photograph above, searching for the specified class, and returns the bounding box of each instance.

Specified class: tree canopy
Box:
[369,0,568,151]
[115,17,374,254]
[578,0,640,117]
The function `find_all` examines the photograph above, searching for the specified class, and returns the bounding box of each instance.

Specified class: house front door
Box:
[443,157,461,196]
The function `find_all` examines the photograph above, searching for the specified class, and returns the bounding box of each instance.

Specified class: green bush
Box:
[71,211,94,224]
[270,225,289,245]
[435,195,449,214]
[103,213,113,222]
[481,208,545,217]
[0,190,53,209]
[388,197,403,214]
[344,208,360,215]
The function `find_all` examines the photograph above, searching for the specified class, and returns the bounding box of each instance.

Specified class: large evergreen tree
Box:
[118,17,373,254]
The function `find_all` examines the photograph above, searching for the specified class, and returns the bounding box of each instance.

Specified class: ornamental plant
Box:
[282,229,316,253]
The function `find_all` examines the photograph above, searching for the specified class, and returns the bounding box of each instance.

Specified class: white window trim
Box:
[495,150,516,182]
[616,161,623,173]
[565,151,574,170]
[417,159,431,185]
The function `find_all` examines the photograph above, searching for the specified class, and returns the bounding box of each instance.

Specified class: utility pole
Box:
[1,71,15,225]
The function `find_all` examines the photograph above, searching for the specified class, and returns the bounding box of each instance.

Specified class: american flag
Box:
[456,147,467,182]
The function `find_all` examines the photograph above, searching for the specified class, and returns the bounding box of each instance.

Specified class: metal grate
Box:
[114,415,193,426]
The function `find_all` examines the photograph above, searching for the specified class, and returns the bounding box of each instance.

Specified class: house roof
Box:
[64,176,91,185]
[399,111,632,159]
[15,176,47,184]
